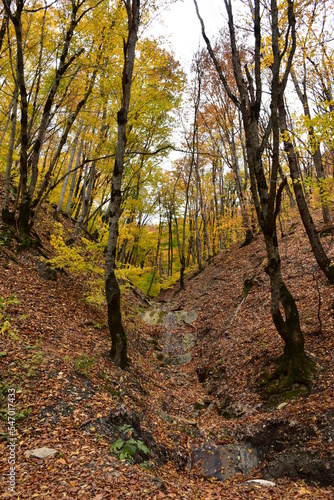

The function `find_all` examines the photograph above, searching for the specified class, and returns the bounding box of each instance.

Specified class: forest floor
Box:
[1,206,334,499]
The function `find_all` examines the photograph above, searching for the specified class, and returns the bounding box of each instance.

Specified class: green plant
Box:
[0,319,19,340]
[139,460,153,471]
[93,321,104,329]
[0,295,21,341]
[110,425,150,464]
[0,379,30,425]
[14,407,32,423]
[74,354,95,376]
[22,339,45,377]
[8,294,20,305]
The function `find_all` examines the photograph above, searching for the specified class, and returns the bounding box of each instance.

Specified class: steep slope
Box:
[0,208,333,499]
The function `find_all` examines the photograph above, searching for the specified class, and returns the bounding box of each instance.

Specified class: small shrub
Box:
[0,295,21,341]
[110,424,150,465]
[74,354,95,376]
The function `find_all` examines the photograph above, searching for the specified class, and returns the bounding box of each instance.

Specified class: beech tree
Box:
[105,0,140,369]
[194,0,317,386]
[1,0,102,237]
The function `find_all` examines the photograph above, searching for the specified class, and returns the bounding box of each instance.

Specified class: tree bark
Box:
[2,79,18,224]
[65,136,85,216]
[105,0,140,368]
[291,69,331,225]
[71,161,96,240]
[4,0,30,236]
[278,95,334,284]
[57,125,82,213]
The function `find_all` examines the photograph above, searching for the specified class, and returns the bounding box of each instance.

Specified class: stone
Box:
[194,400,210,411]
[174,310,197,325]
[246,479,276,487]
[277,402,288,410]
[146,336,159,350]
[141,309,167,325]
[183,333,196,352]
[108,471,121,478]
[27,447,58,459]
[191,442,258,481]
[152,477,165,490]
[36,259,57,282]
[171,353,192,366]
[175,416,197,426]
[183,310,197,324]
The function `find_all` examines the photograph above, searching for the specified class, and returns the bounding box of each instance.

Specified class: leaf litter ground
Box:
[0,209,334,499]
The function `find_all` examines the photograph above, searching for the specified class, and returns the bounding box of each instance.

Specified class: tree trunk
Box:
[65,137,84,216]
[195,169,202,270]
[71,161,96,240]
[291,70,331,225]
[106,271,127,368]
[264,233,315,387]
[8,2,30,237]
[2,79,18,224]
[57,126,81,213]
[180,160,193,288]
[147,199,162,296]
[230,122,253,246]
[194,0,316,388]
[27,1,82,202]
[32,73,96,215]
[279,96,334,284]
[105,0,139,368]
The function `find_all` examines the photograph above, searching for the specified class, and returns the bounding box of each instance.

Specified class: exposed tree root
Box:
[261,351,318,399]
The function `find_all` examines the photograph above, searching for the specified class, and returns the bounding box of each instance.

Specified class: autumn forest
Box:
[0,0,334,498]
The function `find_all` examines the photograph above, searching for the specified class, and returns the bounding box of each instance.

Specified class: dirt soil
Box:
[0,208,334,499]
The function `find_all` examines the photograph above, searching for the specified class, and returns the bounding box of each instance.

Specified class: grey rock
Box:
[246,479,276,487]
[194,400,210,411]
[183,333,196,352]
[36,259,57,281]
[277,402,288,410]
[191,441,258,481]
[170,353,192,366]
[141,309,167,325]
[27,447,58,459]
[108,470,121,477]
[152,477,165,490]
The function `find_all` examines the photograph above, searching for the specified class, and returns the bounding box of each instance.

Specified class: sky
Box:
[142,1,228,168]
[148,0,225,72]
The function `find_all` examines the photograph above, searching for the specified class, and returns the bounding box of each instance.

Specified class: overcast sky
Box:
[149,0,225,71]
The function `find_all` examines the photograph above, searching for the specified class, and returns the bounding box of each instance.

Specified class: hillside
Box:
[1,209,334,499]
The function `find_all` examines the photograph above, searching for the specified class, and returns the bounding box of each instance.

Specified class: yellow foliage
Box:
[304,177,334,210]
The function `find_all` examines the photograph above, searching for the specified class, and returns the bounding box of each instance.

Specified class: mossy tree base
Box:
[260,351,318,400]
